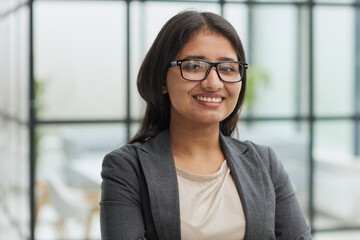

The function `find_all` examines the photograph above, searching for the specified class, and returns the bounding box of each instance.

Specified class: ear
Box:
[162,80,168,94]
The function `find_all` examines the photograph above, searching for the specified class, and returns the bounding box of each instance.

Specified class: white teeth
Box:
[196,96,222,103]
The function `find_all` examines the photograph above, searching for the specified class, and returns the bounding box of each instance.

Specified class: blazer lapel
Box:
[220,134,268,240]
[137,130,181,240]
[137,131,268,239]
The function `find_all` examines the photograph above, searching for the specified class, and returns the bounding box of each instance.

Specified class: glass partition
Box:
[314,120,360,229]
[0,3,30,239]
[246,5,299,117]
[314,6,355,116]
[35,124,127,239]
[34,1,127,120]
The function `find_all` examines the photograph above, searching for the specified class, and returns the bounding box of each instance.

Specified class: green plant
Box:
[245,65,270,113]
[34,78,46,177]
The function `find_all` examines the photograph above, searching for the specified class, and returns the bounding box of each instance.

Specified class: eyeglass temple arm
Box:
[170,61,179,67]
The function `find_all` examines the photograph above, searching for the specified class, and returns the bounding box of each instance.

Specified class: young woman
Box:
[100,10,311,240]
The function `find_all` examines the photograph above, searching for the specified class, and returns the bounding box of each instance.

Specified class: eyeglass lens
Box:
[181,60,243,82]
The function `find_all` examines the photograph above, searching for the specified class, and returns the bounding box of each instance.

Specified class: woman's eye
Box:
[219,63,238,74]
[220,66,234,72]
[183,61,205,71]
[188,64,201,69]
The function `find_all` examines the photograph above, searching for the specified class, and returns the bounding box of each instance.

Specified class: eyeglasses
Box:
[169,59,248,83]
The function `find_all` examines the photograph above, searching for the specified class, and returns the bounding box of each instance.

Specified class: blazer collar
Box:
[137,130,180,240]
[138,130,267,240]
[220,134,268,239]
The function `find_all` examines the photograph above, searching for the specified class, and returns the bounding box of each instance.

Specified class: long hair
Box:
[129,11,247,143]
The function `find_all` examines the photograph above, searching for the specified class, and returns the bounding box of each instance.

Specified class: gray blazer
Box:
[100,130,311,240]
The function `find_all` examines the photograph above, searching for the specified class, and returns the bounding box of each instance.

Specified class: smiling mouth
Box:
[195,96,223,103]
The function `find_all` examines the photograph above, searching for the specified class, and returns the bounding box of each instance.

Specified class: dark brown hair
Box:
[129,10,247,143]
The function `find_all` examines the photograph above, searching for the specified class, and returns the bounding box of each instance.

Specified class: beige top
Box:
[176,160,246,240]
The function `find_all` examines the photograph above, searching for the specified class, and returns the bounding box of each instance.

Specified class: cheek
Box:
[227,83,242,112]
[226,82,242,99]
[165,70,184,93]
[165,80,183,107]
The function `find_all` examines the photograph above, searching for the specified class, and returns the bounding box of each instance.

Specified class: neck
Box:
[169,116,221,148]
[169,119,225,174]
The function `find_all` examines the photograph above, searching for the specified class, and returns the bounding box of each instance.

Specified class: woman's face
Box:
[164,30,242,128]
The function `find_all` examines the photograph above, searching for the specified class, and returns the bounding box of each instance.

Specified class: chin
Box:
[192,114,227,125]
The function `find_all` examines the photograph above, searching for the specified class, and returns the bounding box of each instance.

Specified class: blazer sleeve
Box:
[267,147,312,240]
[100,148,147,240]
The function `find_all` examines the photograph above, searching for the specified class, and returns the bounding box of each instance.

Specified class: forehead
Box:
[175,30,237,60]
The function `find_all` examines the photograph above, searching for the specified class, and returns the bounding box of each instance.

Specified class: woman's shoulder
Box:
[222,135,282,172]
[102,141,145,171]
[107,141,143,157]
[104,130,170,163]
[222,134,272,156]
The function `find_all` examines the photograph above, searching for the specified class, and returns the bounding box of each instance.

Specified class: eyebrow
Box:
[183,55,205,60]
[183,55,237,62]
[219,57,237,61]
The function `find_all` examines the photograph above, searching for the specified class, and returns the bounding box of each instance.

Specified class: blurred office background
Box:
[1,0,360,239]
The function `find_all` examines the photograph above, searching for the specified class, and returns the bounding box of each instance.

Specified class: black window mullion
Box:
[29,1,36,240]
[307,0,315,233]
[126,0,131,141]
[219,0,224,16]
[295,3,302,131]
[355,0,360,156]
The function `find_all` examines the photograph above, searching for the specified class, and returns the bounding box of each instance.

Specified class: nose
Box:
[200,67,224,90]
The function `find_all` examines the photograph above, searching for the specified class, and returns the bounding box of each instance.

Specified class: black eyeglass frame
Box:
[169,59,248,83]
